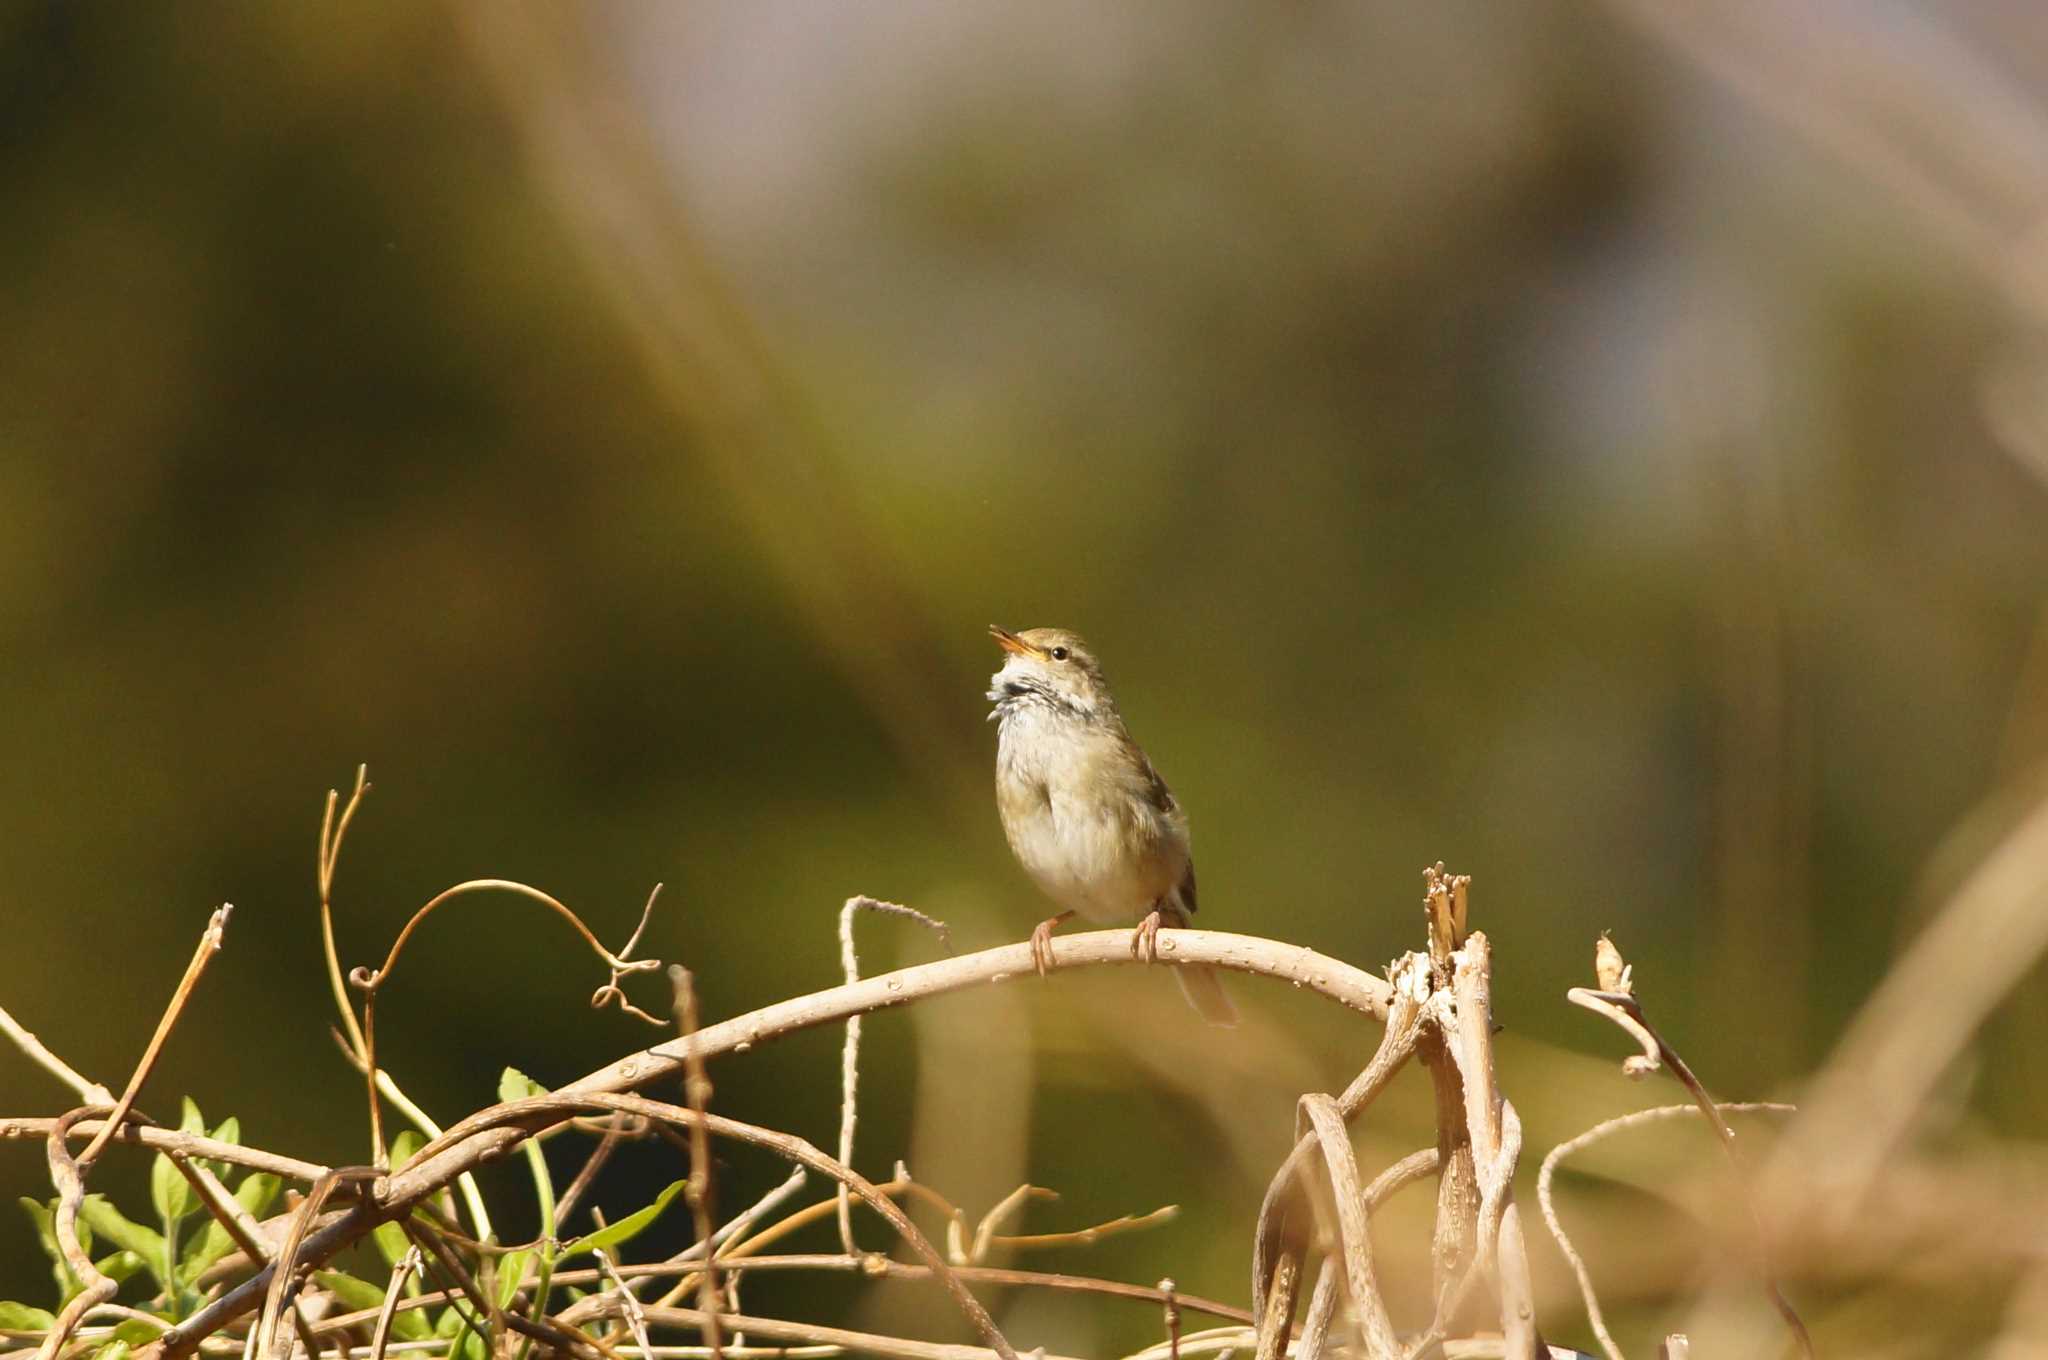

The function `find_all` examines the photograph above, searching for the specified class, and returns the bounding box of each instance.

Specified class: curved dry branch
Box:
[1252,955,1426,1333]
[1297,1093,1398,1356]
[37,1107,119,1360]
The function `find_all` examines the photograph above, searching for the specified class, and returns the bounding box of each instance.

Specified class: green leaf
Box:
[392,1306,432,1342]
[78,1196,167,1272]
[559,1179,686,1258]
[435,1302,486,1360]
[202,1116,241,1180]
[178,1173,280,1283]
[322,1265,430,1339]
[0,1302,57,1331]
[20,1197,82,1299]
[314,1270,393,1313]
[389,1130,423,1170]
[87,1341,129,1360]
[371,1131,428,1271]
[495,1248,531,1309]
[497,1067,547,1103]
[372,1220,409,1272]
[110,1318,166,1345]
[94,1250,147,1285]
[150,1099,206,1227]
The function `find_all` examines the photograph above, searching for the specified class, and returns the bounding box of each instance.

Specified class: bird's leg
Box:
[1132,902,1190,964]
[1030,910,1077,978]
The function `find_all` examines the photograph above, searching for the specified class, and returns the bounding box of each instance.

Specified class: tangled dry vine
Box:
[0,772,1809,1360]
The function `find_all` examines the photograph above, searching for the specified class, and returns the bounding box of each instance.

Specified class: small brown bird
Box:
[987,625,1237,1026]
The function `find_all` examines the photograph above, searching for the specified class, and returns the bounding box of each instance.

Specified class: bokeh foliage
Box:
[2,3,2045,1353]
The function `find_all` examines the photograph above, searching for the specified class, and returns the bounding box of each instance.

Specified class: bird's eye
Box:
[1050,646,1069,661]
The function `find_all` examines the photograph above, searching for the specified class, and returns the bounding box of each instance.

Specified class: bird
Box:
[986,625,1237,1026]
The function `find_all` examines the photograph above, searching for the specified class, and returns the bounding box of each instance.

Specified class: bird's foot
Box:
[1030,910,1075,978]
[1131,909,1164,964]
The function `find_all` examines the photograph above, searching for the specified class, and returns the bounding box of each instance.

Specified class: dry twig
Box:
[1568,936,1811,1359]
[1538,1102,1798,1360]
[79,904,233,1167]
[670,966,724,1360]
[835,896,952,1255]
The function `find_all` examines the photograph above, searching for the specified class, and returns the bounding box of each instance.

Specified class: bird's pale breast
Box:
[994,704,1188,924]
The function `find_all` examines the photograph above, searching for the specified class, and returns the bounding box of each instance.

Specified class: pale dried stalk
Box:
[1571,974,1810,1357]
[835,896,951,1255]
[1251,956,1427,1333]
[0,1119,326,1181]
[1438,933,1541,1360]
[1296,1093,1398,1356]
[79,904,232,1166]
[367,1247,422,1360]
[1252,1252,1302,1360]
[0,1003,113,1105]
[1537,1102,1798,1360]
[1294,1259,1342,1360]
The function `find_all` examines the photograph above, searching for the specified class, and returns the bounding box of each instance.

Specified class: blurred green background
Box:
[3,2,2046,1352]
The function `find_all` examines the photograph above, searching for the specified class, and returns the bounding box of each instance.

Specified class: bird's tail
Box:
[1176,963,1239,1027]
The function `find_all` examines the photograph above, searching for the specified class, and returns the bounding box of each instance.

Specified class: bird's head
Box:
[987,625,1115,720]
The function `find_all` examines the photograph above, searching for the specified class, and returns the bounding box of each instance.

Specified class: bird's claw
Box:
[1131,909,1164,964]
[1031,918,1059,979]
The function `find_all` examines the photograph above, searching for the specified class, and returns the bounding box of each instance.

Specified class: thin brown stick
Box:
[630,1168,811,1316]
[311,1255,1251,1336]
[590,885,671,1025]
[366,1247,421,1360]
[0,1118,326,1180]
[257,1168,377,1360]
[671,967,724,1360]
[318,766,372,1064]
[169,1152,272,1265]
[351,879,662,1000]
[0,1004,114,1106]
[168,1143,331,1360]
[403,1221,519,1354]
[984,1205,1179,1253]
[555,1112,630,1227]
[79,904,232,1167]
[596,1249,656,1359]
[1157,1277,1182,1360]
[36,1106,121,1360]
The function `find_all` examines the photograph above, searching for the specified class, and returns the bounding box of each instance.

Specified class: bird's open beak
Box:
[989,625,1042,660]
